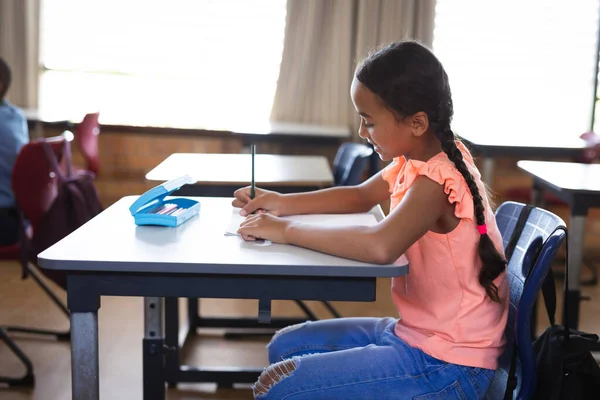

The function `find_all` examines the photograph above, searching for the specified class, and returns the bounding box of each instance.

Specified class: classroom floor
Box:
[1,258,600,400]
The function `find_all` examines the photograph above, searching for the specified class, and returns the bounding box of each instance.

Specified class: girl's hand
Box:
[232,186,286,216]
[237,213,291,244]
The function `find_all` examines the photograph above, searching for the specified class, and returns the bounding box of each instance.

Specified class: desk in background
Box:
[518,160,600,334]
[458,131,589,185]
[146,153,335,197]
[38,196,407,400]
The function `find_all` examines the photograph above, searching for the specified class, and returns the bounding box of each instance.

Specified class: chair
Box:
[0,135,72,388]
[0,244,20,260]
[485,201,567,400]
[333,142,374,186]
[73,112,101,176]
[0,232,34,387]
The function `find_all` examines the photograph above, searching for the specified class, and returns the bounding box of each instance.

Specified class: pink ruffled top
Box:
[382,141,508,370]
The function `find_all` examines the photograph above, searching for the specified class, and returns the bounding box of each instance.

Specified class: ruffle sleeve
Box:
[381,157,405,193]
[390,158,475,221]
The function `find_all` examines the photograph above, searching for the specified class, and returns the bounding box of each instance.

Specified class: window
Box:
[433,0,599,139]
[40,0,287,129]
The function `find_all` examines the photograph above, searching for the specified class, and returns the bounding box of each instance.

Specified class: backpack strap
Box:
[539,225,569,340]
[41,137,72,181]
[63,134,73,178]
[503,204,533,400]
[541,269,557,326]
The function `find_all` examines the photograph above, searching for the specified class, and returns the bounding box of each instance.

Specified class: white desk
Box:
[146,153,335,196]
[457,131,590,185]
[38,196,407,400]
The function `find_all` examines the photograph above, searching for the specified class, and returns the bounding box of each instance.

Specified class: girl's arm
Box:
[235,170,391,216]
[281,170,391,215]
[281,176,450,264]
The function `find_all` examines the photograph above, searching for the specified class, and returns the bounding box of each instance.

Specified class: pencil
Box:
[251,144,256,199]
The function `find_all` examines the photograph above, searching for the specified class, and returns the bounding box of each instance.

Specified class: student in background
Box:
[234,41,508,399]
[0,58,29,246]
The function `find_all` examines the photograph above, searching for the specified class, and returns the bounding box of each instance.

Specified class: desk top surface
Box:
[38,196,407,277]
[146,153,334,187]
[458,131,588,150]
[518,160,600,194]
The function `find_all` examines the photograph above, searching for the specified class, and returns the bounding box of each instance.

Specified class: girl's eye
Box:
[364,123,374,128]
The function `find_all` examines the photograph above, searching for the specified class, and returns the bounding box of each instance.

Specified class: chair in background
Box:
[0,135,71,388]
[333,142,374,186]
[71,112,101,176]
[0,229,34,387]
[485,201,567,400]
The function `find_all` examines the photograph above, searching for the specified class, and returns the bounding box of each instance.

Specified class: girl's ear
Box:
[410,112,429,137]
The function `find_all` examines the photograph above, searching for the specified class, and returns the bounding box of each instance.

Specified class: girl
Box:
[234,40,508,400]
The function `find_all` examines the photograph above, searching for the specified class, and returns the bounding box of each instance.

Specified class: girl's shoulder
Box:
[383,143,479,221]
[382,141,478,189]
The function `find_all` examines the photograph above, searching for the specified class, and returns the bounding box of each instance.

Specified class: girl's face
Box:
[350,77,417,161]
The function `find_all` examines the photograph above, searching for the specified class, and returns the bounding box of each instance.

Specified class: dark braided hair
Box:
[356,41,506,302]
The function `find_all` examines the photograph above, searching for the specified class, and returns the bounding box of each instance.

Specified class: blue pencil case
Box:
[129,175,201,227]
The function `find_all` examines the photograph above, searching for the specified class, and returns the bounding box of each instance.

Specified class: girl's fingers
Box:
[239,191,252,202]
[232,188,252,206]
[238,220,258,232]
[240,215,261,227]
[232,198,246,208]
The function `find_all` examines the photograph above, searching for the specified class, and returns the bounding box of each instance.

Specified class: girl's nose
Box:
[357,123,368,140]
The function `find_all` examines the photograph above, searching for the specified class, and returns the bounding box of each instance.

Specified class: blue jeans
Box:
[254,317,494,399]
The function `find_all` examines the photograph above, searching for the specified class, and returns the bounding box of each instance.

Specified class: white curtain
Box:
[0,0,40,108]
[270,0,436,134]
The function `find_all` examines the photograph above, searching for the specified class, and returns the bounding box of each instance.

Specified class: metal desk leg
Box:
[68,274,101,400]
[482,157,495,187]
[71,312,99,400]
[565,214,586,329]
[531,187,546,208]
[144,297,165,400]
[164,297,180,388]
[187,297,199,336]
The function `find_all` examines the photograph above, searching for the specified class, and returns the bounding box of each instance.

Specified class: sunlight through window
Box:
[40,0,287,129]
[433,0,599,140]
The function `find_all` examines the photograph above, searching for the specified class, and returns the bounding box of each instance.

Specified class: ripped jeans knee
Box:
[253,358,298,399]
[267,321,310,363]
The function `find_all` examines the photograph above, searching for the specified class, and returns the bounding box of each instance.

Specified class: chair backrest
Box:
[333,142,373,186]
[76,112,101,175]
[11,136,66,232]
[485,201,566,400]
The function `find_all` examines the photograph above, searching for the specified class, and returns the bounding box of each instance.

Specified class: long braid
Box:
[435,123,506,302]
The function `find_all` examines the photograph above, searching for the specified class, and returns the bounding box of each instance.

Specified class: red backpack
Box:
[14,138,103,289]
